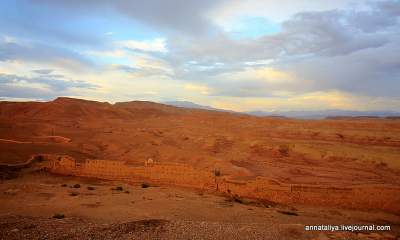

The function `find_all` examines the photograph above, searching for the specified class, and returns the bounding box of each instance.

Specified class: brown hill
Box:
[0,97,133,120]
[1,97,400,208]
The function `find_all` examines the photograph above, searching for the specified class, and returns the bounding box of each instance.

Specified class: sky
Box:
[0,0,399,112]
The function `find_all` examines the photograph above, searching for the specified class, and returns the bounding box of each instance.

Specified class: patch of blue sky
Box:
[226,16,281,40]
[64,14,163,43]
[85,53,132,67]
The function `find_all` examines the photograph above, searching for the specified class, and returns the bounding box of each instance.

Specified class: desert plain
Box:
[0,97,399,239]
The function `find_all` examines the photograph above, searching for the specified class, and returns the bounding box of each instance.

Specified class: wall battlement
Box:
[34,154,400,213]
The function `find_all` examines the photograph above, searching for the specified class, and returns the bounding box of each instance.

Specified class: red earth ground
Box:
[0,97,399,239]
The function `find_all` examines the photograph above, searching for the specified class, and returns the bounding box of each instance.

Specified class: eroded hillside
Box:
[1,97,400,212]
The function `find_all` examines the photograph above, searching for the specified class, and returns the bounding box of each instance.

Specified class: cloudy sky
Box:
[0,0,399,111]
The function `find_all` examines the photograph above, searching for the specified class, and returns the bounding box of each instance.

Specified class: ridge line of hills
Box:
[0,97,399,120]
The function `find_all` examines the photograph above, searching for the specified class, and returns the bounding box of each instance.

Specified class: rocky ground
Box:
[3,215,397,240]
[0,172,399,240]
[1,98,400,239]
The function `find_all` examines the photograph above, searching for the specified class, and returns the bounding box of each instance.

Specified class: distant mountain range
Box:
[246,110,400,119]
[163,101,400,119]
[163,101,218,111]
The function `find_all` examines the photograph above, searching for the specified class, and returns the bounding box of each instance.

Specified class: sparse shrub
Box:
[225,195,274,208]
[336,133,344,139]
[278,145,290,156]
[141,183,150,188]
[70,192,79,196]
[233,196,243,204]
[320,150,327,159]
[61,184,67,187]
[259,199,276,208]
[214,169,221,177]
[115,186,123,191]
[213,169,221,190]
[87,186,95,190]
[73,184,81,188]
[33,155,44,163]
[124,190,130,194]
[52,213,65,219]
[278,210,298,216]
[376,162,388,168]
[226,194,245,204]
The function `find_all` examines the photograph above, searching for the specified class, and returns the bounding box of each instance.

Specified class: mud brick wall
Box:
[35,154,400,213]
[42,155,215,189]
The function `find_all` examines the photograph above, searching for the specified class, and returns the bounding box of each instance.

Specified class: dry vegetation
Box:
[0,97,400,239]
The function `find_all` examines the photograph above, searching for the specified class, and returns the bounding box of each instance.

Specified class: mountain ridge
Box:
[1,97,399,119]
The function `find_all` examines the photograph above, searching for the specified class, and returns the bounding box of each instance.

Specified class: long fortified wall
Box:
[35,154,400,213]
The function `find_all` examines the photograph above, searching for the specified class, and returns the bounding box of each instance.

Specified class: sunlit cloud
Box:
[0,0,399,112]
[117,38,167,53]
[210,90,400,112]
[184,83,212,95]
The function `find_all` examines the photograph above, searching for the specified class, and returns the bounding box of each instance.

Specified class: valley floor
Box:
[0,172,399,240]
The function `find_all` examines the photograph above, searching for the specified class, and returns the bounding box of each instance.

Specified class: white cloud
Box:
[2,0,399,112]
[210,0,368,25]
[117,38,167,53]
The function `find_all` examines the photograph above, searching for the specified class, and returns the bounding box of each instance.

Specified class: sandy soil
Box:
[1,98,399,187]
[0,172,399,239]
[1,98,400,239]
